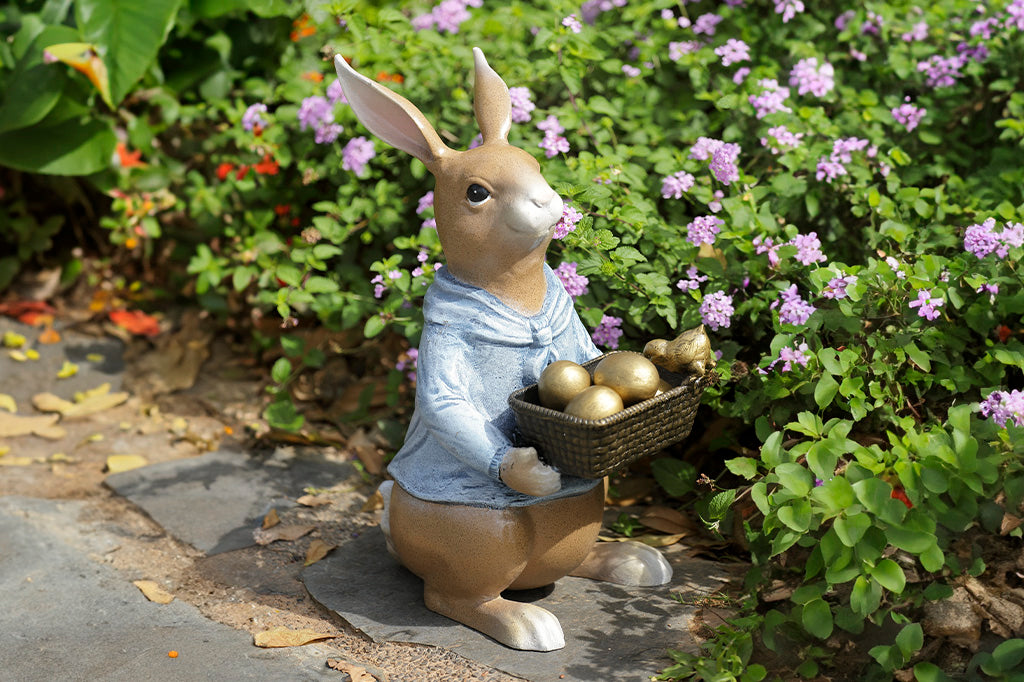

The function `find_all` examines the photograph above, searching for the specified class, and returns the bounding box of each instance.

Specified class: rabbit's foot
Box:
[377,480,398,561]
[424,589,565,651]
[570,541,673,586]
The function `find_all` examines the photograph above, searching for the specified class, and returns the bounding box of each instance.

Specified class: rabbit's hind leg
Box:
[571,541,673,586]
[389,484,565,651]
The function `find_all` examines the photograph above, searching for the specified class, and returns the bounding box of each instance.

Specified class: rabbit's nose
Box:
[531,191,558,208]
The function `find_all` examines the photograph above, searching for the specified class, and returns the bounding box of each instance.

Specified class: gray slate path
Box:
[105,448,358,554]
[304,530,732,682]
[0,496,333,682]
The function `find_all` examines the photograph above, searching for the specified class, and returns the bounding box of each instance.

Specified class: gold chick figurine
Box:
[643,325,717,376]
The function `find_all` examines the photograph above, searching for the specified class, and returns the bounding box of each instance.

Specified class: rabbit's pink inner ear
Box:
[472,47,512,143]
[334,55,449,167]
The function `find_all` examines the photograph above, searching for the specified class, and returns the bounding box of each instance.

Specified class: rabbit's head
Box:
[334,48,563,313]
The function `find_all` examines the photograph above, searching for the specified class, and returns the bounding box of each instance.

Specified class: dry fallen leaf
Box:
[347,428,384,475]
[1002,513,1023,536]
[326,659,376,681]
[262,508,281,529]
[38,327,61,345]
[0,455,35,466]
[639,506,697,536]
[360,489,384,513]
[254,524,315,546]
[33,385,129,418]
[133,580,175,604]
[0,394,15,413]
[253,626,333,648]
[106,454,149,474]
[304,539,336,567]
[297,494,333,507]
[0,413,63,439]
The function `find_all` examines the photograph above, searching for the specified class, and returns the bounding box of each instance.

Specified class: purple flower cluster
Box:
[562,14,583,33]
[580,0,627,24]
[326,79,347,105]
[417,191,436,229]
[761,341,811,374]
[774,284,816,325]
[816,137,872,183]
[298,95,341,145]
[676,265,708,292]
[700,291,734,331]
[371,269,402,299]
[822,274,857,299]
[539,131,570,158]
[412,0,482,34]
[693,13,723,36]
[788,57,835,98]
[714,39,750,67]
[860,11,884,36]
[554,262,589,299]
[553,203,584,239]
[592,315,624,349]
[964,218,1024,258]
[980,389,1024,429]
[773,0,804,23]
[242,103,267,132]
[661,171,695,199]
[748,79,792,119]
[342,136,375,176]
[687,215,724,246]
[509,87,535,123]
[892,99,926,131]
[909,289,944,320]
[395,348,418,382]
[917,55,963,88]
[689,137,741,185]
[790,232,827,265]
[669,41,701,61]
[760,125,804,154]
[1009,1,1024,31]
[902,20,929,42]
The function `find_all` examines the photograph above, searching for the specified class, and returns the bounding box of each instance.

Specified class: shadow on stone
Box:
[302,528,738,682]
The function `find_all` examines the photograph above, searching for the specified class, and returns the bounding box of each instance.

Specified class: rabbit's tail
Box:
[378,480,398,560]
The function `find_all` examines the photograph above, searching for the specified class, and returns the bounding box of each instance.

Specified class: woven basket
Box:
[508,352,708,479]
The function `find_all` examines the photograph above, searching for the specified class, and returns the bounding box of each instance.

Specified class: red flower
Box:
[253,154,279,176]
[274,204,291,216]
[891,487,913,509]
[301,71,324,83]
[109,309,160,337]
[997,325,1013,343]
[216,163,235,180]
[235,165,250,180]
[116,142,147,169]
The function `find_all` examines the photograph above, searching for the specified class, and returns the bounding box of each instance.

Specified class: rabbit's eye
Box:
[466,183,491,206]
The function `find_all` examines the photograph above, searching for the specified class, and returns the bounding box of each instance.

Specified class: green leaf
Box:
[777,500,812,531]
[704,489,736,521]
[776,462,813,497]
[833,513,870,547]
[905,342,931,372]
[895,623,923,658]
[912,662,948,682]
[651,458,696,497]
[263,399,304,431]
[304,276,339,293]
[814,374,840,409]
[270,357,291,385]
[851,575,882,616]
[725,456,758,479]
[992,638,1024,671]
[761,430,785,467]
[76,0,183,106]
[0,115,116,175]
[871,558,907,594]
[802,598,834,639]
[364,315,386,338]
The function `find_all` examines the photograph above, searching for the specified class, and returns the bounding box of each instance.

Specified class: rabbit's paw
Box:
[571,541,673,586]
[426,590,565,651]
[499,447,561,497]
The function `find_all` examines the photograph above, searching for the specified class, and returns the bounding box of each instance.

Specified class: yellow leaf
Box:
[56,361,79,379]
[262,508,280,529]
[33,393,75,413]
[105,454,148,474]
[73,383,110,403]
[253,626,333,648]
[0,394,15,413]
[326,659,377,681]
[0,456,36,466]
[296,494,333,507]
[634,533,686,547]
[304,539,336,567]
[43,42,113,109]
[86,353,104,363]
[33,388,128,418]
[9,351,27,362]
[0,413,60,438]
[2,331,26,348]
[0,445,8,456]
[132,580,175,604]
[26,349,39,360]
[253,524,315,546]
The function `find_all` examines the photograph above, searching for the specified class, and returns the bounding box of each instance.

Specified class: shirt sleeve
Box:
[413,328,511,482]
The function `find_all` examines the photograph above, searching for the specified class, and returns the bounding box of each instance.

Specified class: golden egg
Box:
[564,385,625,420]
[538,360,592,411]
[593,352,661,405]
[654,379,673,397]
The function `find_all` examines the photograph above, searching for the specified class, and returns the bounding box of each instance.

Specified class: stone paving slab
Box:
[0,317,124,407]
[303,529,735,682]
[105,448,359,554]
[0,496,334,681]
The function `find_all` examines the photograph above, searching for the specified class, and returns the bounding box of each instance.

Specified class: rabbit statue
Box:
[334,48,672,652]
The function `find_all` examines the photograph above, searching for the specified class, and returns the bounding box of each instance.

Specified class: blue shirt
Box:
[388,264,603,508]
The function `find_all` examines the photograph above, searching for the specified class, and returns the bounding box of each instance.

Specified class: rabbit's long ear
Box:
[334,55,449,167]
[472,47,511,143]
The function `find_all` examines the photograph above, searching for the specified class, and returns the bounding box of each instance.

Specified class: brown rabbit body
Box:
[334,48,671,652]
